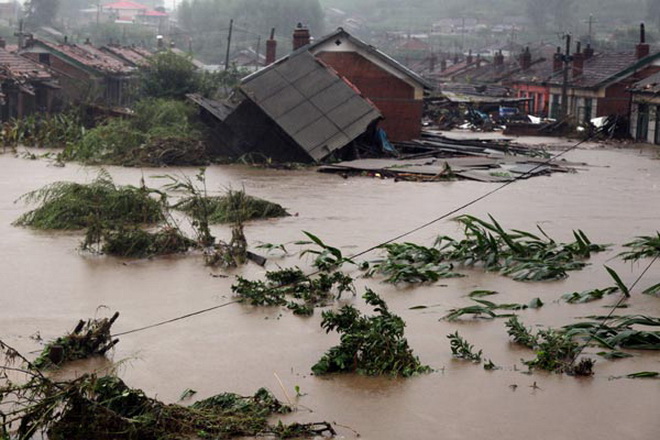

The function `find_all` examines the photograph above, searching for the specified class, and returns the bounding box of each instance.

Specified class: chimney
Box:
[84,37,91,45]
[553,46,563,72]
[467,49,473,64]
[440,58,447,71]
[292,23,310,50]
[476,53,481,67]
[266,28,277,65]
[572,42,584,77]
[584,43,594,59]
[156,34,164,50]
[0,37,5,49]
[520,46,531,70]
[636,23,650,59]
[453,53,459,64]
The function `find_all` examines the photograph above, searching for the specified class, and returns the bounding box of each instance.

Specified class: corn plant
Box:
[447,332,482,362]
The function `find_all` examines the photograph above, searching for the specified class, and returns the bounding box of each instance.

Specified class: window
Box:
[636,103,649,141]
[38,53,50,65]
[583,98,592,123]
[551,94,560,119]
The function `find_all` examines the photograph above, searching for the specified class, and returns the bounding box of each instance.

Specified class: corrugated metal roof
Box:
[241,51,381,161]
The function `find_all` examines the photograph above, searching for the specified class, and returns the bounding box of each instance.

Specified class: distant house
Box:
[0,41,59,120]
[20,39,137,107]
[508,48,562,117]
[303,27,433,142]
[630,71,660,144]
[101,44,152,68]
[544,26,660,122]
[190,50,381,162]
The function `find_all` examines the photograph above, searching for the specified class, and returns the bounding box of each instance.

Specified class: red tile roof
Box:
[0,48,53,81]
[37,40,134,75]
[102,45,152,67]
[102,1,148,10]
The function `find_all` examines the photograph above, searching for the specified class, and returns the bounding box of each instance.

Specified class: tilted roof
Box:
[102,45,152,67]
[241,51,381,161]
[31,40,135,75]
[632,71,660,94]
[0,47,53,81]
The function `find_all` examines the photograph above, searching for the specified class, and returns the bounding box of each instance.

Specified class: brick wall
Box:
[598,65,660,117]
[316,51,422,141]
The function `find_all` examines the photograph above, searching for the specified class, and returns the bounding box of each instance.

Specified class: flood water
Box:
[1,139,659,439]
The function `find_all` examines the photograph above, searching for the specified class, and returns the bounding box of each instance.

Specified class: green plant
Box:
[370,242,464,283]
[562,287,619,303]
[312,289,431,377]
[297,231,355,272]
[505,316,538,348]
[33,313,120,369]
[232,268,354,314]
[619,232,660,261]
[101,226,195,258]
[13,171,164,231]
[443,298,539,321]
[175,191,289,225]
[447,332,482,362]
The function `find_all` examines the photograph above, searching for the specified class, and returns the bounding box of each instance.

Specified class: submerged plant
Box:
[442,298,540,321]
[619,232,660,261]
[312,289,431,377]
[232,268,354,315]
[101,226,195,258]
[175,190,289,224]
[13,171,164,230]
[33,313,120,369]
[505,317,593,375]
[297,231,355,272]
[1,340,334,439]
[562,287,619,303]
[370,242,463,284]
[447,332,482,362]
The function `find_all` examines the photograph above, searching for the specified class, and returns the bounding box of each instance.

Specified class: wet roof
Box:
[632,71,660,94]
[241,51,381,161]
[34,40,134,75]
[0,47,53,81]
[102,45,151,67]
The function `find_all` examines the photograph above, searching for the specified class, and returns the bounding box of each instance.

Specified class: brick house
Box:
[545,26,660,123]
[299,27,433,142]
[0,41,59,120]
[20,39,138,107]
[630,71,660,144]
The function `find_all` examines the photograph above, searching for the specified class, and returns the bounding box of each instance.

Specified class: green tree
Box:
[140,51,201,99]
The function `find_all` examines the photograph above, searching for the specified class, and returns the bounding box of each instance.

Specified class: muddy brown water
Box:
[1,140,659,439]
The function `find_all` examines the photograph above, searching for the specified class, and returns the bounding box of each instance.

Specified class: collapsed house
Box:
[191,50,381,162]
[191,26,432,163]
[0,40,59,120]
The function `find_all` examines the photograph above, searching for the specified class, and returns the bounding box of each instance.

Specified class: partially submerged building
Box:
[0,42,59,120]
[630,71,660,144]
[191,50,381,162]
[20,38,138,107]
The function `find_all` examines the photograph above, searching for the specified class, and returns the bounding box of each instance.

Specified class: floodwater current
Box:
[1,138,659,439]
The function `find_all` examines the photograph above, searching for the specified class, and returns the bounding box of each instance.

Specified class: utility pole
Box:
[560,34,571,119]
[582,14,598,45]
[255,35,261,69]
[224,18,233,71]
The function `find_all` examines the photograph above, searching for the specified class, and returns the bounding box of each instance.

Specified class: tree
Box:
[140,51,201,99]
[24,0,60,28]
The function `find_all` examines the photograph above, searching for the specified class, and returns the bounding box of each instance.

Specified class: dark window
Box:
[38,53,50,65]
[583,98,592,122]
[551,94,560,119]
[655,106,660,145]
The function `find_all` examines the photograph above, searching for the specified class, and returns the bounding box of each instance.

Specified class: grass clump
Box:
[33,313,120,369]
[312,289,431,377]
[442,298,541,321]
[1,340,334,440]
[232,268,354,315]
[175,190,289,225]
[13,172,164,230]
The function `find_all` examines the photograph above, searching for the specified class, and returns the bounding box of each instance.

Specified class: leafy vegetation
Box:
[505,317,594,375]
[443,298,542,321]
[33,313,119,369]
[232,268,354,315]
[312,289,431,377]
[1,340,334,439]
[563,315,660,350]
[434,215,607,281]
[175,190,289,225]
[1,111,84,150]
[62,99,208,167]
[100,226,196,258]
[297,231,355,272]
[13,172,164,230]
[370,242,463,284]
[619,232,660,261]
[562,287,619,303]
[368,215,606,283]
[447,332,482,362]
